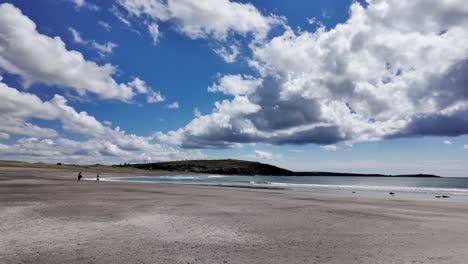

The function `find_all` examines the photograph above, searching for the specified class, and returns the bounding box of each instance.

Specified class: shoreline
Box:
[3,167,468,263]
[101,174,468,202]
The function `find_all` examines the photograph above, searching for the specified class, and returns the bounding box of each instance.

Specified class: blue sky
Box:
[0,0,468,176]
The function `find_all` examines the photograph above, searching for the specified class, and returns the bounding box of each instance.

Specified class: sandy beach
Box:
[2,167,468,264]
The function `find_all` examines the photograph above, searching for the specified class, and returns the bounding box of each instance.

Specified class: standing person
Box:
[77,172,82,182]
[96,172,100,182]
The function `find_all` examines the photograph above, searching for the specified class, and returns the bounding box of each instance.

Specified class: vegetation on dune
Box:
[126,160,440,177]
[0,160,144,172]
[0,159,440,177]
[127,159,295,176]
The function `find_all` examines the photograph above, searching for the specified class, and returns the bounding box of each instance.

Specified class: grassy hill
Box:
[0,159,440,177]
[125,160,440,177]
[127,159,295,176]
[0,160,144,172]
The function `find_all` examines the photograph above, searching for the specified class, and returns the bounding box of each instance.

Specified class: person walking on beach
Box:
[77,172,83,182]
[96,173,100,182]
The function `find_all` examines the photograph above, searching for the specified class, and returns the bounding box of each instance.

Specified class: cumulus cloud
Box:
[157,0,468,149]
[146,91,164,103]
[0,116,58,139]
[69,27,118,57]
[443,140,453,145]
[320,145,337,151]
[0,79,106,138]
[0,133,9,140]
[167,101,179,109]
[214,43,240,63]
[0,136,204,165]
[194,108,201,118]
[127,77,165,103]
[208,74,262,96]
[288,149,305,153]
[0,3,150,101]
[155,95,261,148]
[254,150,273,160]
[306,17,317,25]
[0,79,203,163]
[117,0,278,41]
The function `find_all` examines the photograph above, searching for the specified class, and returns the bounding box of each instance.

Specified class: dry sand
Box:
[2,167,468,264]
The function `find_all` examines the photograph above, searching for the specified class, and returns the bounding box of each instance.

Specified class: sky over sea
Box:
[0,0,468,176]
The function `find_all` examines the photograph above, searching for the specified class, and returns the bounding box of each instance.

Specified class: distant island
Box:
[120,159,441,177]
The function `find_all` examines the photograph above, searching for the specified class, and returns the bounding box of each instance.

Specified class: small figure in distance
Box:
[389,192,395,196]
[77,172,83,182]
[96,172,100,182]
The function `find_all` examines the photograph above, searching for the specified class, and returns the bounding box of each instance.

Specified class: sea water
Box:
[107,175,468,200]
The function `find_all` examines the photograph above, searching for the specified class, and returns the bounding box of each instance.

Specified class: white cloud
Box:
[146,91,165,103]
[208,74,262,96]
[0,79,203,164]
[248,0,468,143]
[214,43,240,63]
[71,0,99,11]
[0,80,59,138]
[288,149,305,153]
[72,0,86,7]
[306,17,317,25]
[194,107,201,118]
[320,145,337,151]
[117,0,279,41]
[0,116,58,139]
[155,95,261,148]
[443,140,453,145]
[254,150,273,160]
[117,0,170,21]
[98,21,111,31]
[0,132,10,140]
[0,136,204,165]
[110,5,132,26]
[464,145,468,150]
[167,101,179,109]
[68,27,118,57]
[91,42,118,57]
[0,3,145,101]
[127,77,165,103]
[157,0,468,149]
[0,80,107,138]
[69,27,86,43]
[148,23,160,45]
[127,77,150,94]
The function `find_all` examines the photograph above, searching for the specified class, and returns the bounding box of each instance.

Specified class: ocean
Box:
[106,175,468,200]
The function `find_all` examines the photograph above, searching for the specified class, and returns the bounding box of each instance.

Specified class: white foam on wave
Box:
[99,176,468,196]
[268,182,468,195]
[158,176,198,180]
[207,175,226,178]
[101,175,225,184]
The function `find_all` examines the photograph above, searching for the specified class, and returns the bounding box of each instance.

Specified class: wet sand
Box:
[2,167,468,264]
